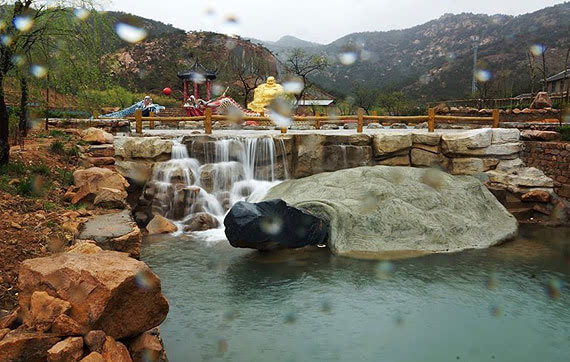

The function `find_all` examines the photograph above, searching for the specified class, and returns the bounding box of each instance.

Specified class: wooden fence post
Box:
[492,109,500,128]
[93,110,99,120]
[149,111,155,129]
[372,110,378,116]
[205,107,212,134]
[135,108,142,134]
[280,126,287,134]
[357,108,364,133]
[315,111,321,130]
[428,108,435,133]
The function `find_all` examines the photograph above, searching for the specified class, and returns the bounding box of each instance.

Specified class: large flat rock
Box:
[263,166,518,258]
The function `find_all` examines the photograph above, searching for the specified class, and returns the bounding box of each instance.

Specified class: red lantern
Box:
[162,87,172,96]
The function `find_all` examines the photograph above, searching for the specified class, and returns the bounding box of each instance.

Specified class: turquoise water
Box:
[142,225,570,362]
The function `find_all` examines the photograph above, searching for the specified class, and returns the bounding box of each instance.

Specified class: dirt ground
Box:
[0,128,87,315]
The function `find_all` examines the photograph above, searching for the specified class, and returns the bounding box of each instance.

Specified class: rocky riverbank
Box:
[1,127,170,361]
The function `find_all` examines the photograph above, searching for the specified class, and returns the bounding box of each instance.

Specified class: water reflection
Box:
[143,225,569,361]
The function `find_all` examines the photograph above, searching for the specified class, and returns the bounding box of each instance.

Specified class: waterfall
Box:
[147,136,287,239]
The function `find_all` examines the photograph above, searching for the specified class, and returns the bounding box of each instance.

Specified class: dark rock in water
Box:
[224,199,329,251]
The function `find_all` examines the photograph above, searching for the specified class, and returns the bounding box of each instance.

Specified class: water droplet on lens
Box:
[212,83,225,97]
[223,308,240,321]
[115,18,147,43]
[30,64,47,79]
[260,215,283,235]
[216,337,228,353]
[13,15,34,32]
[546,277,562,300]
[73,8,90,20]
[338,51,357,65]
[222,14,239,37]
[475,69,491,82]
[1,35,13,46]
[486,273,498,290]
[489,305,501,317]
[376,261,395,279]
[283,77,304,95]
[529,44,545,56]
[11,55,24,67]
[321,300,332,313]
[284,312,296,325]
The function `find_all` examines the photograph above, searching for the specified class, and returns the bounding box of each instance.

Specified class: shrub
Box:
[29,163,50,176]
[55,168,74,186]
[16,177,34,196]
[43,201,57,212]
[557,125,570,141]
[49,141,65,155]
[0,161,26,175]
[66,145,80,158]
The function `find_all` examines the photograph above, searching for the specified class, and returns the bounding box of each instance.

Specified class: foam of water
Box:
[150,136,287,242]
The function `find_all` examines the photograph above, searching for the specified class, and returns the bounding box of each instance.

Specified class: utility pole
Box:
[471,35,480,94]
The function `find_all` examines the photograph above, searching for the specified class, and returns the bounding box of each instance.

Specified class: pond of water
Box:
[142,225,569,362]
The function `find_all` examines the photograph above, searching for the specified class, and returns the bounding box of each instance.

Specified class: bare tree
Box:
[527,51,538,94]
[540,44,549,91]
[230,52,268,108]
[286,48,329,102]
[351,82,377,115]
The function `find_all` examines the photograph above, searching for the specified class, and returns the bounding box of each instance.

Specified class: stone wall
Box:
[521,140,570,199]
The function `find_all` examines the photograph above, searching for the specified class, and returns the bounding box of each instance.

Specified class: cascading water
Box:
[146,136,288,240]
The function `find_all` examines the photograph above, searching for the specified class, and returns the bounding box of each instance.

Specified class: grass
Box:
[43,201,57,212]
[49,141,65,155]
[55,168,74,186]
[29,163,50,176]
[66,203,86,211]
[557,125,570,141]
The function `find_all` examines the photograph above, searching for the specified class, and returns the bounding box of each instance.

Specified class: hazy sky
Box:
[107,0,563,44]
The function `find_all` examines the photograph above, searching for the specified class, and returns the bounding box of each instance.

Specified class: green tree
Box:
[0,0,98,165]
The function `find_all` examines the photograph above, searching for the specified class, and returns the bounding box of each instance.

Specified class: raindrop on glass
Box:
[529,44,545,56]
[212,83,226,97]
[489,305,501,317]
[73,8,90,21]
[283,77,304,95]
[115,19,148,43]
[545,277,562,300]
[30,64,48,79]
[260,215,283,235]
[11,55,24,67]
[338,51,357,65]
[486,273,498,290]
[13,15,34,32]
[284,312,297,325]
[222,14,239,37]
[376,260,395,279]
[1,35,13,47]
[475,69,492,82]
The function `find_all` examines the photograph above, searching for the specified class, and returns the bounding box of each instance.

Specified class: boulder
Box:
[372,133,412,156]
[486,168,554,188]
[293,134,327,178]
[450,158,488,175]
[224,199,329,251]
[411,148,446,167]
[115,161,154,186]
[520,130,561,141]
[114,137,173,161]
[51,314,85,336]
[491,129,520,144]
[18,251,169,340]
[0,328,61,362]
[93,187,128,209]
[84,330,106,354]
[80,352,105,362]
[82,128,113,145]
[47,336,83,362]
[88,157,115,167]
[199,162,245,193]
[146,215,177,235]
[71,167,129,205]
[87,145,115,158]
[530,92,553,109]
[127,328,167,362]
[262,166,518,257]
[102,336,132,362]
[78,210,142,258]
[495,158,524,173]
[521,190,551,203]
[412,132,441,146]
[184,213,219,232]
[27,291,71,332]
[441,129,492,154]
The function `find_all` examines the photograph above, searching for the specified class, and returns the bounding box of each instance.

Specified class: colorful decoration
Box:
[162,87,172,96]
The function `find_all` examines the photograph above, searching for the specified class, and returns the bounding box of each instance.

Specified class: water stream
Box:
[149,137,287,239]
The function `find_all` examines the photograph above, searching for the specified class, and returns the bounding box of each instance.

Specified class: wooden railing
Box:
[122,108,500,134]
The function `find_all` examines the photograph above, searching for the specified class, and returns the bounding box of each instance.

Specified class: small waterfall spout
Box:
[143,136,288,239]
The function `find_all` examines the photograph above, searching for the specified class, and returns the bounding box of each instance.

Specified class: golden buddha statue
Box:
[247,76,284,112]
